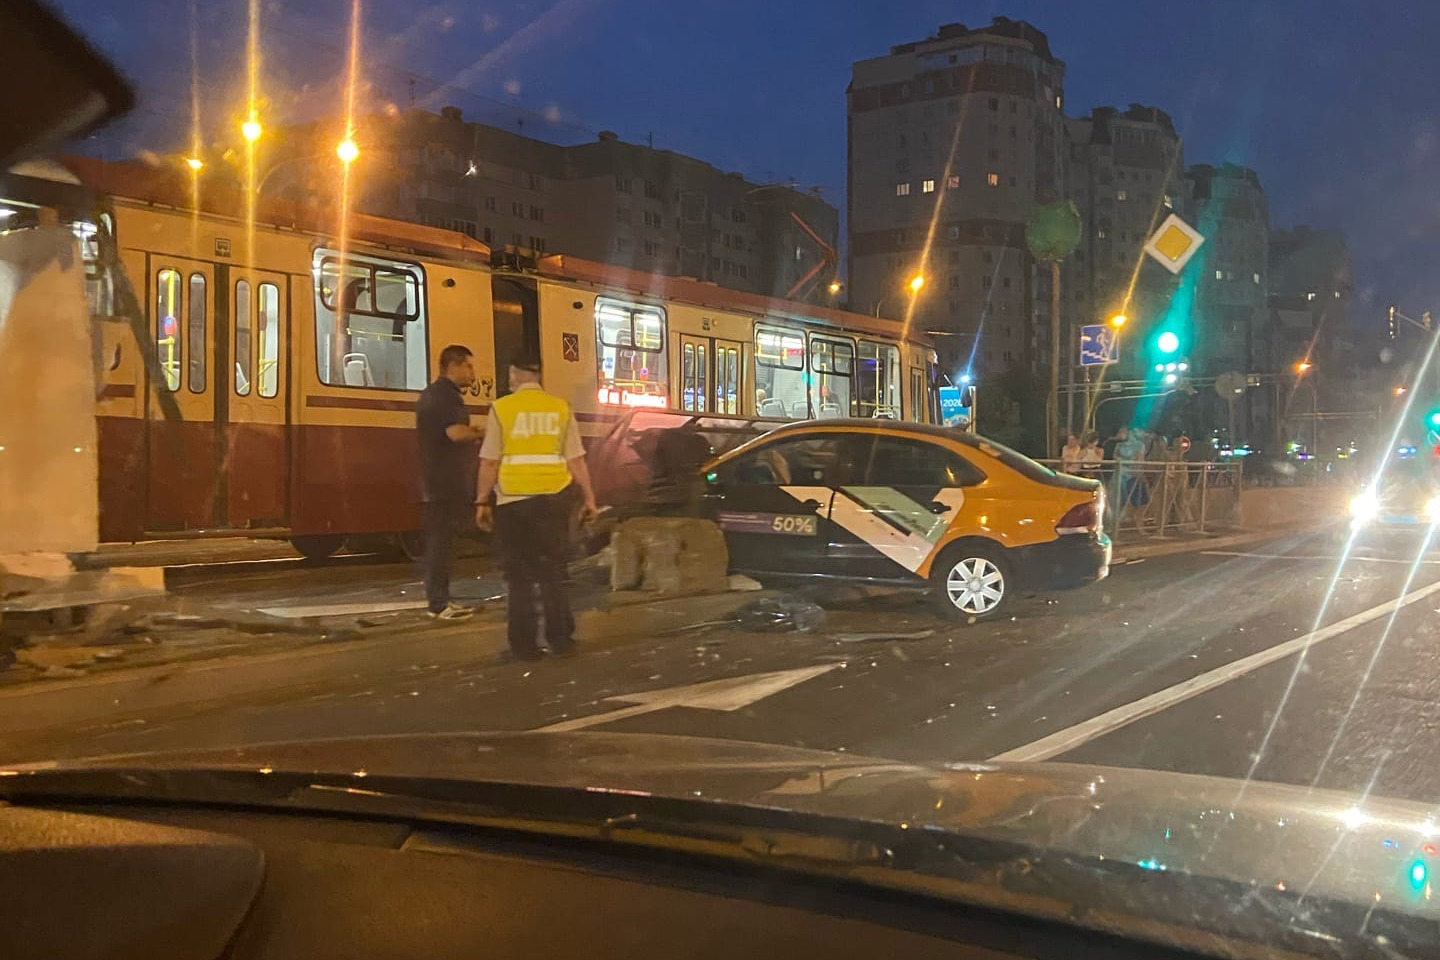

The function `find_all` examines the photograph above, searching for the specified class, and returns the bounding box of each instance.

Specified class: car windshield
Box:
[8,3,1440,955]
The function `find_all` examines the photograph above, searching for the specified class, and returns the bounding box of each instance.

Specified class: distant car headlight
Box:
[1350,491,1379,523]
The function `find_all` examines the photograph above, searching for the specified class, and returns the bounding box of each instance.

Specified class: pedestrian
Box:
[1061,433,1083,474]
[1113,425,1148,511]
[416,344,483,620]
[1080,432,1103,476]
[475,351,599,661]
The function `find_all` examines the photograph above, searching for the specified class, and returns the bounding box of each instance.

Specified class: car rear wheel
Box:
[929,544,1010,621]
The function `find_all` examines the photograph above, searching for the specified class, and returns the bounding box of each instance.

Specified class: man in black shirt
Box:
[416,344,482,619]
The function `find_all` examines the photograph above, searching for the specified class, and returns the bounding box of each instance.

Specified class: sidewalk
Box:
[0,580,769,738]
[1112,524,1310,562]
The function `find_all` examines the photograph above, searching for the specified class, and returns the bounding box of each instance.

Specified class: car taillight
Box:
[1057,498,1099,534]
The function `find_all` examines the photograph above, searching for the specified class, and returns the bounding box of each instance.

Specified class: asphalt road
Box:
[12,528,1440,807]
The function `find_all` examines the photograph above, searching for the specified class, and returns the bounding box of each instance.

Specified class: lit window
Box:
[314,250,427,390]
[922,179,936,193]
[895,182,911,196]
[234,279,252,396]
[186,273,206,393]
[1215,270,1224,280]
[1097,228,1107,239]
[1334,290,1342,298]
[1307,292,1317,301]
[1253,273,1261,284]
[257,283,280,398]
[596,297,668,408]
[1117,190,1128,201]
[155,268,183,392]
[754,325,808,419]
[987,172,999,187]
[947,175,960,189]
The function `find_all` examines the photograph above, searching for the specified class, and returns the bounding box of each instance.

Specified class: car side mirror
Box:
[0,0,133,169]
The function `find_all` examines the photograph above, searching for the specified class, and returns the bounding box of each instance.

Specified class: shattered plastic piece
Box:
[832,629,934,643]
[735,595,825,633]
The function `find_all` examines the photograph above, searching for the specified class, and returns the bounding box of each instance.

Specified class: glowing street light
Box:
[907,274,926,294]
[336,138,360,164]
[241,118,263,142]
[184,156,204,172]
[1295,360,1313,375]
[1396,385,1409,396]
[1108,313,1128,328]
[827,280,842,296]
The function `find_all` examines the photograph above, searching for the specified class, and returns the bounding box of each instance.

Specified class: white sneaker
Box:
[427,603,474,621]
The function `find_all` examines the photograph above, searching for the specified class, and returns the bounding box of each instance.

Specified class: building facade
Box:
[847,17,1067,380]
[268,107,840,302]
[1063,105,1185,379]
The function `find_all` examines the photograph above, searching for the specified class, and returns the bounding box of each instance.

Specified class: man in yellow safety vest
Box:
[475,352,599,660]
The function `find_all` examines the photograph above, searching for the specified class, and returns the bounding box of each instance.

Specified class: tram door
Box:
[144,257,218,532]
[678,335,742,415]
[145,258,289,532]
[225,267,289,529]
[491,276,539,399]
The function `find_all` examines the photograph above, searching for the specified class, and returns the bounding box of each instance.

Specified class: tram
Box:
[34,158,941,557]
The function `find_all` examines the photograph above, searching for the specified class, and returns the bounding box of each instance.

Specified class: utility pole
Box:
[1026,201,1081,456]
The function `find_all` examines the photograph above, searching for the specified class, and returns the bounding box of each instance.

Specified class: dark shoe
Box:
[503,648,545,664]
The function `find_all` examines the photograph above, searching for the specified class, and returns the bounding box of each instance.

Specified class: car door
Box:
[703,434,850,575]
[824,434,985,579]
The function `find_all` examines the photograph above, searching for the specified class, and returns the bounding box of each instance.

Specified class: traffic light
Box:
[1156,330,1180,355]
[1428,407,1440,431]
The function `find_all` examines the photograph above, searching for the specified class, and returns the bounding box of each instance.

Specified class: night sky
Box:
[52,0,1440,333]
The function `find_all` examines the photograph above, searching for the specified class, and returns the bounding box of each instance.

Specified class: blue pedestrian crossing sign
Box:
[1079,324,1120,366]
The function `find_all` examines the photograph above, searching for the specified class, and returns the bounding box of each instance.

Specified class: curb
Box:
[0,589,765,739]
[1112,525,1309,563]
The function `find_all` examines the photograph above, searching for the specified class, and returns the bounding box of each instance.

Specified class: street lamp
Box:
[827,280,842,296]
[908,273,926,294]
[241,118,263,142]
[1108,313,1127,328]
[1295,360,1313,375]
[336,138,360,164]
[1396,385,1408,396]
[184,156,204,172]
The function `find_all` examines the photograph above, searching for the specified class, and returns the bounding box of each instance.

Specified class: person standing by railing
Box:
[1061,433,1083,474]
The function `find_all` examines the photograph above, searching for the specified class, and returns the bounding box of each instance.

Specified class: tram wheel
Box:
[290,534,346,561]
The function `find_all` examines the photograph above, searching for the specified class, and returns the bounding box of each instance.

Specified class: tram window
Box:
[856,341,901,418]
[76,220,113,316]
[155,268,182,392]
[716,343,740,415]
[314,250,428,390]
[809,337,854,420]
[680,343,708,412]
[595,297,668,407]
[234,280,253,396]
[909,368,926,422]
[258,283,280,398]
[187,273,206,393]
[754,325,806,418]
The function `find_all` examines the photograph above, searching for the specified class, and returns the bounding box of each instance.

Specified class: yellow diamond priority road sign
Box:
[1144,213,1205,274]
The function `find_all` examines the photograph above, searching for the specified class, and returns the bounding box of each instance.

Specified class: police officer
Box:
[475,352,598,660]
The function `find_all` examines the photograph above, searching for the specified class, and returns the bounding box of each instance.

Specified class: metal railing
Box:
[1040,459,1243,540]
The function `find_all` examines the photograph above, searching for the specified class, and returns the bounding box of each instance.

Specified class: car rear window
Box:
[954,433,1055,482]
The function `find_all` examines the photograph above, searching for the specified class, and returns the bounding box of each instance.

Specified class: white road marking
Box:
[535,664,841,733]
[256,600,427,618]
[988,576,1440,763]
[1203,550,1440,565]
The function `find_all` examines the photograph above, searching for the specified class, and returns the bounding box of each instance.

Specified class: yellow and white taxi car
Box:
[700,420,1110,619]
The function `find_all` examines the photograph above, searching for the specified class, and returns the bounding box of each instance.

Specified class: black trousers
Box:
[423,499,463,613]
[493,490,575,656]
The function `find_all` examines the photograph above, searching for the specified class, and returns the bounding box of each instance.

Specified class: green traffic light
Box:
[1156,331,1180,354]
[1428,410,1440,429]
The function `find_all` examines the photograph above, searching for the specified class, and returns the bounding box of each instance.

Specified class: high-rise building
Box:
[268,107,840,302]
[847,17,1067,379]
[1185,163,1269,375]
[1063,105,1184,377]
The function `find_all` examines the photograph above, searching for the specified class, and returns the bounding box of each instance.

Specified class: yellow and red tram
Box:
[58,159,941,556]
